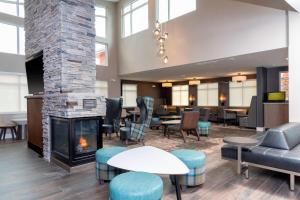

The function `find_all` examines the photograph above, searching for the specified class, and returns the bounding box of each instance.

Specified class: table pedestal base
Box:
[171,175,182,200]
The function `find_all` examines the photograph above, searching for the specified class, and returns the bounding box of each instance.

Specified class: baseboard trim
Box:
[51,156,95,173]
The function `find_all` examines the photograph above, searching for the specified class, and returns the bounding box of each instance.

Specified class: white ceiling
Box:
[120,48,288,82]
[234,0,299,11]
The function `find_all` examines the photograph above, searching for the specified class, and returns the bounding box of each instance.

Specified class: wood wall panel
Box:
[27,96,43,155]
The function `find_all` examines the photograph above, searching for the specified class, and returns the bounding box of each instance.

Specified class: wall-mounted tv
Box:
[267,92,286,102]
[25,51,44,95]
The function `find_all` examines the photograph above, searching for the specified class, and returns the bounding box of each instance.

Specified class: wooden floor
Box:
[0,128,300,200]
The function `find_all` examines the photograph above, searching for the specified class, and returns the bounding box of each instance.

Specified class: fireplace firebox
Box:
[51,116,103,166]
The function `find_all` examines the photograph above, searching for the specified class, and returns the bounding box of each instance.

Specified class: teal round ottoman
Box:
[171,149,206,186]
[96,146,128,182]
[198,121,212,136]
[110,172,163,200]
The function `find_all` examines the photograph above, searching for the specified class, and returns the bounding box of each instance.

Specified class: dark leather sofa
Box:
[221,123,300,190]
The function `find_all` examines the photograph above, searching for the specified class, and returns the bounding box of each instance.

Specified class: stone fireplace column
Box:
[25,0,105,161]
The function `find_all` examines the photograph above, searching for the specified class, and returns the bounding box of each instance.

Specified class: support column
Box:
[288,11,300,122]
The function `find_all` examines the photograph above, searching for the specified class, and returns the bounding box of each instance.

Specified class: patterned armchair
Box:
[120,96,154,145]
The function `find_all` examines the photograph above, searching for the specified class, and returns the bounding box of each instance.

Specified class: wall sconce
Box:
[219,95,226,106]
[189,95,196,106]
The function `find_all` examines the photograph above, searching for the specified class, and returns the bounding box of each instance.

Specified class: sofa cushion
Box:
[222,144,300,173]
[260,123,300,150]
[243,145,300,173]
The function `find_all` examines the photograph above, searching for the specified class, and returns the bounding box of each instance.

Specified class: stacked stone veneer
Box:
[25,0,105,161]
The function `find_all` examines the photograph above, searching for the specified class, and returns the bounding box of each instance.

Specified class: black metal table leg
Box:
[172,175,182,200]
[0,129,3,140]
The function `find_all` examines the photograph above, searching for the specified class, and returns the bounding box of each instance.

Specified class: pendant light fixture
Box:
[232,73,247,82]
[162,81,172,88]
[189,78,201,85]
[153,20,169,64]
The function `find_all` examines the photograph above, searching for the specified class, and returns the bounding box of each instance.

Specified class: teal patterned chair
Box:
[170,149,206,186]
[95,146,128,183]
[120,96,154,145]
[110,172,163,200]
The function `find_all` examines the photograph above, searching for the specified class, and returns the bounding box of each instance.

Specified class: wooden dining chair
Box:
[180,111,200,142]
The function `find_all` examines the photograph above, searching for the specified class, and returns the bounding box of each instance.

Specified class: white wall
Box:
[288,11,300,122]
[0,13,25,74]
[0,52,25,73]
[96,0,120,98]
[117,0,287,75]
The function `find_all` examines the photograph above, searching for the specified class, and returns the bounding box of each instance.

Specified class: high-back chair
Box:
[239,96,257,128]
[103,98,123,139]
[130,97,154,142]
[120,97,154,145]
[180,111,200,142]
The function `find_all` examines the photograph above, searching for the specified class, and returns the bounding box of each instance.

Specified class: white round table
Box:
[108,146,189,200]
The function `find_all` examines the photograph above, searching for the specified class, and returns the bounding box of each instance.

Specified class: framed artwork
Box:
[279,71,289,100]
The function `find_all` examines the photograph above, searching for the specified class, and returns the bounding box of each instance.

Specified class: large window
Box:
[0,0,24,18]
[197,83,219,106]
[95,42,108,66]
[172,85,189,106]
[122,84,137,107]
[122,0,148,37]
[0,73,28,113]
[0,22,25,55]
[95,6,106,38]
[95,81,108,98]
[229,80,257,107]
[158,0,196,23]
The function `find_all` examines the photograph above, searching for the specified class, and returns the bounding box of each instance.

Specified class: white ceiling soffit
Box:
[234,0,298,12]
[120,48,288,82]
[285,0,300,12]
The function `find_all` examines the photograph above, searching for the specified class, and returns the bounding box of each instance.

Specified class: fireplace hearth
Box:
[51,116,103,167]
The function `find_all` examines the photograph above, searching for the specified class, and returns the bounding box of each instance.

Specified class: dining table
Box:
[161,119,181,138]
[159,115,182,120]
[128,110,140,122]
[107,146,189,200]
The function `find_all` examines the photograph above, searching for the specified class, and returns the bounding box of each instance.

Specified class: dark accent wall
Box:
[266,66,288,92]
[189,85,197,106]
[121,80,163,110]
[121,74,256,109]
[256,67,268,127]
[219,82,229,107]
[256,66,288,127]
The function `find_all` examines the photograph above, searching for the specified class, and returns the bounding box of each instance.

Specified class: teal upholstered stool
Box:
[171,149,206,186]
[198,121,212,136]
[96,146,128,182]
[110,172,163,200]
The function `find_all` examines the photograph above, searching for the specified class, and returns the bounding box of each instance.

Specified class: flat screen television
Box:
[25,51,44,95]
[267,92,286,102]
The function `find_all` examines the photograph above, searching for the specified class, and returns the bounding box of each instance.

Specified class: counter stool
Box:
[198,121,212,136]
[109,172,163,200]
[170,149,206,187]
[96,146,128,183]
